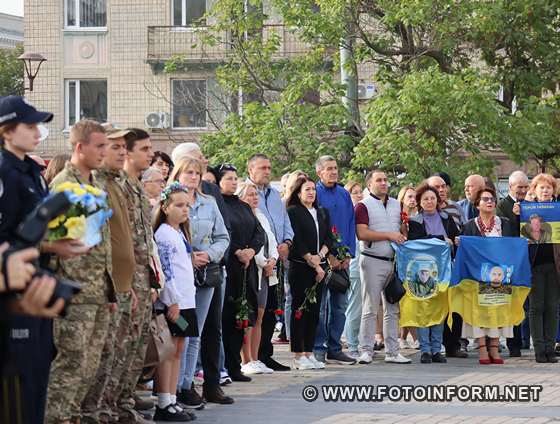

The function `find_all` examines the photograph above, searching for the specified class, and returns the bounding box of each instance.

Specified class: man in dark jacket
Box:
[496,170,530,357]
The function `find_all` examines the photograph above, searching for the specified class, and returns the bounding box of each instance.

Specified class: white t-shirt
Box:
[307,207,320,253]
[155,223,196,310]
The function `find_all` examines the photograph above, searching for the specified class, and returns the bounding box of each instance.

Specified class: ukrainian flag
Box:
[449,236,531,329]
[393,239,451,327]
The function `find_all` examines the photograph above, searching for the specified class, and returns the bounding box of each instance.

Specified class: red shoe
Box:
[490,356,504,364]
[479,358,491,365]
[272,337,289,345]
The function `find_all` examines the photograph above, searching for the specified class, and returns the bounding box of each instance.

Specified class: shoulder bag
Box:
[144,312,175,367]
[383,259,405,304]
[194,262,223,288]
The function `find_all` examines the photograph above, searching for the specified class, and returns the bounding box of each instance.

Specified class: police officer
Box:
[0,95,87,424]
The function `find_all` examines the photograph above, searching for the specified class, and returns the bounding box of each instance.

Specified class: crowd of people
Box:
[1,94,560,424]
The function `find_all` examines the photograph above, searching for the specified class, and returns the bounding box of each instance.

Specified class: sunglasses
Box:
[480,196,496,203]
[219,163,237,173]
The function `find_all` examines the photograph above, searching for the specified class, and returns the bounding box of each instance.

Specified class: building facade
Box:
[0,13,24,49]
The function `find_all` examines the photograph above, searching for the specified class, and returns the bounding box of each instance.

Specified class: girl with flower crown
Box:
[152,182,198,422]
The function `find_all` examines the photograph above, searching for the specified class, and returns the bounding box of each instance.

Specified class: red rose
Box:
[235,320,243,330]
[243,319,249,328]
[295,310,303,320]
[400,211,409,224]
[275,309,284,316]
[331,225,338,234]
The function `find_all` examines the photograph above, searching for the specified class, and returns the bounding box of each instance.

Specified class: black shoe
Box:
[153,405,193,422]
[326,351,357,365]
[446,349,468,358]
[509,349,522,358]
[420,352,432,363]
[373,341,385,351]
[173,404,197,421]
[432,352,447,363]
[230,371,252,382]
[203,387,234,405]
[535,353,548,363]
[261,357,290,371]
[546,353,558,363]
[177,388,205,410]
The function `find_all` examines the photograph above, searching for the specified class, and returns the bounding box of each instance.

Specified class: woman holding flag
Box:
[514,174,560,363]
[407,184,459,363]
[459,187,516,365]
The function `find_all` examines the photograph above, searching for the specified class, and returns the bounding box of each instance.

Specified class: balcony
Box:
[147,24,312,65]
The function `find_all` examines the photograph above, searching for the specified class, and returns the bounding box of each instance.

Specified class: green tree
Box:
[170,0,560,182]
[0,46,24,97]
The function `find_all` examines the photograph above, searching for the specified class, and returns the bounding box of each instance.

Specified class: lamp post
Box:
[18,52,47,92]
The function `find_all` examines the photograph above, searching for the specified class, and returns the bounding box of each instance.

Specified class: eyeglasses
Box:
[480,196,495,203]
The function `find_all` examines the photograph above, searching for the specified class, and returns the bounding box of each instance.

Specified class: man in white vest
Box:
[354,170,411,364]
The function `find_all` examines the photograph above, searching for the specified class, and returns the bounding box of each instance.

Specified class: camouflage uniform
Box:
[82,168,135,422]
[46,162,116,424]
[117,173,154,416]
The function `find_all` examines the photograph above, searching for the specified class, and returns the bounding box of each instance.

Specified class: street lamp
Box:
[18,52,47,92]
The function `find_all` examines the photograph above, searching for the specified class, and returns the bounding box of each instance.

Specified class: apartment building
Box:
[24,0,355,156]
[0,13,24,49]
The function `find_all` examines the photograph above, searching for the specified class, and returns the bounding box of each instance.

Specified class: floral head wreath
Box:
[160,181,189,202]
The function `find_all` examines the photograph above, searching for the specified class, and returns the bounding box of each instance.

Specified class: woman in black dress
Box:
[217,164,265,381]
[286,176,333,370]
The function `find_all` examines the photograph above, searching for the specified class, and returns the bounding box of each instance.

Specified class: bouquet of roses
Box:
[47,182,112,247]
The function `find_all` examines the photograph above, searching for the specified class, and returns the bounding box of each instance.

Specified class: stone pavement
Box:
[142,344,560,424]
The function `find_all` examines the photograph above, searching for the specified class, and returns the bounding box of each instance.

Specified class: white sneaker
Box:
[293,356,315,370]
[385,353,412,364]
[411,340,420,349]
[307,355,326,369]
[241,361,263,375]
[347,350,359,359]
[357,351,373,364]
[254,360,274,374]
[399,339,410,349]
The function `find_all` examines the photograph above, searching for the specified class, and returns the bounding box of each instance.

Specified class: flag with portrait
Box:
[449,236,531,328]
[393,239,451,327]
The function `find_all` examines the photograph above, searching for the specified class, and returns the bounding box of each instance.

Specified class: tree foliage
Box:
[176,0,560,183]
[0,46,24,97]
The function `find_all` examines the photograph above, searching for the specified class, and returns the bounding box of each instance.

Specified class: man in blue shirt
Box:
[314,155,357,365]
[247,153,294,371]
[457,174,485,221]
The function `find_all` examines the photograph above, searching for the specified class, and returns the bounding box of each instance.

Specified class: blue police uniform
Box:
[0,148,55,424]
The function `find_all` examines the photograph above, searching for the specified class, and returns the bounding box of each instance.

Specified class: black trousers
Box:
[258,284,278,362]
[222,296,243,375]
[201,280,223,391]
[1,315,54,424]
[443,312,463,354]
[506,325,523,351]
[289,261,324,353]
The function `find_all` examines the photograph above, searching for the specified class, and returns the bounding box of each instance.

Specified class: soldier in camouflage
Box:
[117,128,156,422]
[81,127,139,423]
[46,120,117,424]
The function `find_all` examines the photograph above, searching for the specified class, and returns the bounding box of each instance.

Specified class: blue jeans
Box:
[284,278,292,340]
[343,270,362,352]
[417,324,444,355]
[178,286,214,390]
[314,286,349,354]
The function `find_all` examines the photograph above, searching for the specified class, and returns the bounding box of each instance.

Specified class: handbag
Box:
[383,260,405,304]
[144,312,175,367]
[324,267,350,293]
[194,262,222,288]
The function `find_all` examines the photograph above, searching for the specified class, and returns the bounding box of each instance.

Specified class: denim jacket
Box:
[190,192,230,263]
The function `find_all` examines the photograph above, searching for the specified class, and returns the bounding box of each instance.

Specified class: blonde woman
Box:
[236,182,279,374]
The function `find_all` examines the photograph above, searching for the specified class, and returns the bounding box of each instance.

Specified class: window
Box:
[172,80,207,128]
[65,0,107,29]
[65,80,108,128]
[173,0,206,26]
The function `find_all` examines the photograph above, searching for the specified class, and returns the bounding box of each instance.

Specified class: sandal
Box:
[489,342,504,364]
[478,343,491,365]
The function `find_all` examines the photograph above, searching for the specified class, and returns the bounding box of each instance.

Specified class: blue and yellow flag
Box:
[393,239,451,327]
[449,236,531,329]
